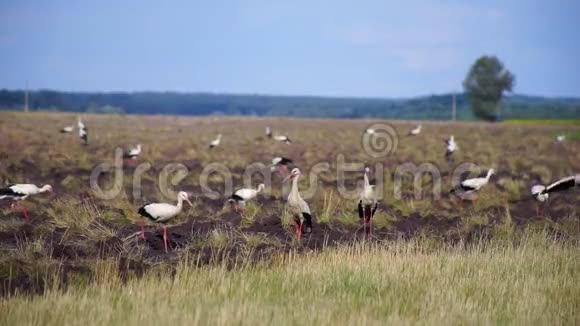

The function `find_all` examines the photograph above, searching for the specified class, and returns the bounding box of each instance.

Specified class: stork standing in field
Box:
[60,125,74,133]
[228,184,265,215]
[273,134,291,144]
[358,167,378,238]
[138,191,192,253]
[78,118,88,145]
[271,157,293,177]
[0,184,53,221]
[123,144,142,166]
[365,128,376,135]
[409,125,422,136]
[555,135,566,143]
[451,169,495,205]
[284,168,312,240]
[209,134,222,149]
[266,126,273,138]
[79,127,88,145]
[531,174,579,216]
[445,135,459,159]
[77,117,85,130]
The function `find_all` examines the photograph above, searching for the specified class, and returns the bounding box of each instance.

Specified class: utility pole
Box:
[451,92,456,121]
[24,82,29,113]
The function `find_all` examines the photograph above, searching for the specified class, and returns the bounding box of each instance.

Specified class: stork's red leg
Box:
[298,220,303,240]
[139,220,146,240]
[19,202,29,221]
[458,197,464,207]
[163,226,168,253]
[535,205,540,216]
[362,208,366,237]
[294,221,300,239]
[369,210,373,239]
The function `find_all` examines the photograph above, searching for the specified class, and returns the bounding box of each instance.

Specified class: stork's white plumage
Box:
[555,135,566,142]
[283,168,312,240]
[409,125,422,136]
[60,125,74,133]
[358,167,378,237]
[0,184,52,221]
[77,118,85,130]
[209,134,222,148]
[79,127,88,145]
[365,128,376,135]
[229,184,265,214]
[445,135,459,159]
[271,157,293,177]
[451,169,494,203]
[531,174,579,215]
[266,126,272,138]
[124,144,142,160]
[273,135,291,144]
[138,191,192,253]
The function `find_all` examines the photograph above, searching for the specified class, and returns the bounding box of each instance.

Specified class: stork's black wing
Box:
[545,176,576,194]
[279,157,293,165]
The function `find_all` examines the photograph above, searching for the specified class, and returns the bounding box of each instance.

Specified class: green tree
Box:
[463,56,515,121]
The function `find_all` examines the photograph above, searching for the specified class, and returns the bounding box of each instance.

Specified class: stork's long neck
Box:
[175,197,184,212]
[364,172,371,189]
[290,175,300,200]
[485,170,493,181]
[39,185,51,193]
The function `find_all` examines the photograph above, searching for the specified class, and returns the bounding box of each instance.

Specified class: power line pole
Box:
[24,82,29,113]
[451,92,456,121]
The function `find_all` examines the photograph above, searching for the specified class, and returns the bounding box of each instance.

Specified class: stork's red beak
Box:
[283,174,296,183]
[185,198,193,207]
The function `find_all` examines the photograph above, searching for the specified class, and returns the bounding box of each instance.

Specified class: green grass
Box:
[1,231,579,325]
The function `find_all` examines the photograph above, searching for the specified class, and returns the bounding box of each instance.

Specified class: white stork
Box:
[445,135,459,159]
[137,191,193,253]
[451,169,494,204]
[531,174,579,216]
[79,127,88,145]
[365,128,376,135]
[60,125,74,133]
[409,125,422,136]
[273,134,291,144]
[77,117,85,130]
[266,126,273,138]
[123,144,142,160]
[555,135,566,143]
[0,184,53,221]
[228,184,265,215]
[358,167,378,238]
[283,168,312,240]
[271,157,293,177]
[209,134,222,149]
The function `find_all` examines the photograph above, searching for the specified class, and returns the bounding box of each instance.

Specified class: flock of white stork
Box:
[1,120,578,253]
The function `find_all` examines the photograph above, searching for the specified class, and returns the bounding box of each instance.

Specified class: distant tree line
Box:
[0,89,578,120]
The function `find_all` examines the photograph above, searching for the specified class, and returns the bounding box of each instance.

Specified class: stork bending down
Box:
[0,184,52,221]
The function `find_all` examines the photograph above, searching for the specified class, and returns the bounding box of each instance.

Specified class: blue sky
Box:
[1,0,579,97]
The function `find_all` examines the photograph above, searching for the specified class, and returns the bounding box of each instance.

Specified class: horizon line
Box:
[2,88,580,101]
